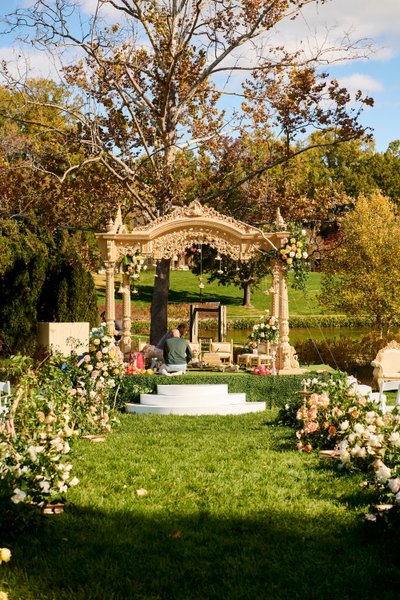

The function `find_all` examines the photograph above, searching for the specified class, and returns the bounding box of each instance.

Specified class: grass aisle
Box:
[4,412,400,600]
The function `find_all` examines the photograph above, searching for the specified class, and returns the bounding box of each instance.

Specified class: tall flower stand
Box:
[270,344,278,375]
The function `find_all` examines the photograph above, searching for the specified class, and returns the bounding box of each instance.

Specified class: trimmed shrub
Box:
[0,224,98,355]
[38,252,98,327]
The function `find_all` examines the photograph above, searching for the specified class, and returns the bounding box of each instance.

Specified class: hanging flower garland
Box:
[119,249,147,295]
[278,227,310,290]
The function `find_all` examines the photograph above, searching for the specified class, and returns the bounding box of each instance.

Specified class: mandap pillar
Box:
[121,273,132,354]
[271,261,280,321]
[277,265,292,371]
[105,261,116,335]
[276,264,301,373]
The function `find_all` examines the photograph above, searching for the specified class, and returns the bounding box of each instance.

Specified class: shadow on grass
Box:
[134,285,243,307]
[5,504,400,600]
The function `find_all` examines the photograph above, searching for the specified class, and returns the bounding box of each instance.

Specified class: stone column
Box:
[121,272,132,354]
[105,261,116,335]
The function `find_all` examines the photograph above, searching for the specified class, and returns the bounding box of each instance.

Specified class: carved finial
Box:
[114,205,123,232]
[275,207,286,229]
[184,200,204,217]
[106,217,114,232]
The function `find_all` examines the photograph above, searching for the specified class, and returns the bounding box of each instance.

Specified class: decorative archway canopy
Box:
[96,200,287,263]
[96,201,301,374]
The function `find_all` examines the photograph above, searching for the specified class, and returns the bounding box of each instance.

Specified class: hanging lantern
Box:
[216,253,223,274]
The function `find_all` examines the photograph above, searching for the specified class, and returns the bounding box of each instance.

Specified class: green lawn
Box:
[2,411,399,599]
[96,270,326,318]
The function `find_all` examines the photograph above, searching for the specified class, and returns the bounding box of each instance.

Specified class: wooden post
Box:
[221,305,227,342]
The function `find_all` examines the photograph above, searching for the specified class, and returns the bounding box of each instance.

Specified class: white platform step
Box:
[140,392,246,407]
[126,383,266,416]
[126,401,266,416]
[157,384,228,396]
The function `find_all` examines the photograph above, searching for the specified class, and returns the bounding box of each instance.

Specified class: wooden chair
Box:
[238,342,272,368]
[208,339,233,362]
[201,339,233,367]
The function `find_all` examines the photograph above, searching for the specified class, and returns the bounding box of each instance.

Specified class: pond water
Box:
[200,327,375,346]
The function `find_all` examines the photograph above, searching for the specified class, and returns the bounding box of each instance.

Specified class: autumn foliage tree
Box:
[319,191,400,335]
[2,0,372,341]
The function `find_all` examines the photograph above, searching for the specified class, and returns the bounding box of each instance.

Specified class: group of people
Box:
[146,322,192,376]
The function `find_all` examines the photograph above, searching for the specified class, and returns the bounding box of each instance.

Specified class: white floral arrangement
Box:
[0,368,79,508]
[249,314,279,344]
[73,324,125,432]
[0,331,126,509]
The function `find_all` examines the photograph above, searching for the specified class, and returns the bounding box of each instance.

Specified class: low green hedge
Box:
[287,315,375,328]
[131,315,378,335]
[119,371,307,409]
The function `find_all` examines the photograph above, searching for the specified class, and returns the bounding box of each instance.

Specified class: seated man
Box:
[156,322,188,351]
[160,328,192,376]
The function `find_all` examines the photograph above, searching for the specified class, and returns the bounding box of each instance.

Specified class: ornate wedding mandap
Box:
[96,200,301,373]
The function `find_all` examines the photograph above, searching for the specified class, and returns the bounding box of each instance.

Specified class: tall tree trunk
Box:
[150,258,170,345]
[242,280,254,308]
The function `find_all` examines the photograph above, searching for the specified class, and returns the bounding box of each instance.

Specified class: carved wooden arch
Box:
[96,201,301,373]
[97,200,284,263]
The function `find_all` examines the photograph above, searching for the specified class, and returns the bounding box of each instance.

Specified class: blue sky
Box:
[0,0,399,152]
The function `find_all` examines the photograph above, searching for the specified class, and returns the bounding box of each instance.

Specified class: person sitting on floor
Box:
[159,328,192,376]
[156,322,188,351]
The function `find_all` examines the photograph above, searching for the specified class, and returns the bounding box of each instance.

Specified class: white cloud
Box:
[80,0,122,18]
[281,0,400,61]
[337,73,384,94]
[0,46,62,81]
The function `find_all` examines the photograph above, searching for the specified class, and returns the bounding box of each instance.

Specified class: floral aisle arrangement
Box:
[0,358,79,508]
[71,324,125,432]
[278,227,309,290]
[249,313,279,345]
[279,371,400,526]
[294,379,378,454]
[0,326,125,510]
